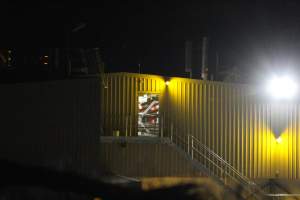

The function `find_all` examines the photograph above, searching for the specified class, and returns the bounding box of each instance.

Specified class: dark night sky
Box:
[3,1,300,82]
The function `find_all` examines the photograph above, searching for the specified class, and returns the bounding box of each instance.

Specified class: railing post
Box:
[191,136,194,160]
[223,164,227,185]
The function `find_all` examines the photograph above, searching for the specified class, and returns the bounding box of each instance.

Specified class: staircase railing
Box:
[170,132,264,199]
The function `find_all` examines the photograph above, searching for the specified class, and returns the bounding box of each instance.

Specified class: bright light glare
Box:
[276,136,282,143]
[267,76,298,99]
[165,81,170,86]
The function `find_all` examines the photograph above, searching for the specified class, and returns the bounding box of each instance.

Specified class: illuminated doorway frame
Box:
[137,93,160,137]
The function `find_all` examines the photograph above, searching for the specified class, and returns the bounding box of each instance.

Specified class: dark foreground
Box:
[0,159,229,200]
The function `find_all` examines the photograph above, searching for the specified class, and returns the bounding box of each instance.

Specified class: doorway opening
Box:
[138,94,160,137]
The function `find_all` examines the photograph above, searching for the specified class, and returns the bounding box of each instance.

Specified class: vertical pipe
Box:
[201,37,208,80]
[185,41,193,78]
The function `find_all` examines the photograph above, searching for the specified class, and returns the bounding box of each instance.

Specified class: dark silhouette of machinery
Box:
[0,48,105,83]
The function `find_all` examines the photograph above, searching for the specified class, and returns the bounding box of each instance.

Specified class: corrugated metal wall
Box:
[102,73,300,179]
[166,77,300,179]
[100,138,202,177]
[101,73,166,136]
[0,77,101,178]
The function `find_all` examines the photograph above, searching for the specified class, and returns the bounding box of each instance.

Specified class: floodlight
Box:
[276,136,282,144]
[266,75,298,99]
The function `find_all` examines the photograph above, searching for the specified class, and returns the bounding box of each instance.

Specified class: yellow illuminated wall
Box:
[102,73,300,179]
[165,77,300,179]
[101,73,166,136]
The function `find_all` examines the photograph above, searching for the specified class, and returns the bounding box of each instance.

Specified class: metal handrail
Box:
[189,135,252,186]
[191,142,253,189]
[182,134,244,178]
[169,132,265,199]
[192,147,228,173]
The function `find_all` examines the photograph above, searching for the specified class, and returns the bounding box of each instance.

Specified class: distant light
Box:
[276,136,282,143]
[165,81,170,86]
[44,62,48,65]
[44,55,48,58]
[266,75,298,99]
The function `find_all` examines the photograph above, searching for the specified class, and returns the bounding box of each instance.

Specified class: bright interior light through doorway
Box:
[138,94,159,137]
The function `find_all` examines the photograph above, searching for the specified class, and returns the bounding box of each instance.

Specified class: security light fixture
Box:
[266,75,298,99]
[276,136,282,144]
